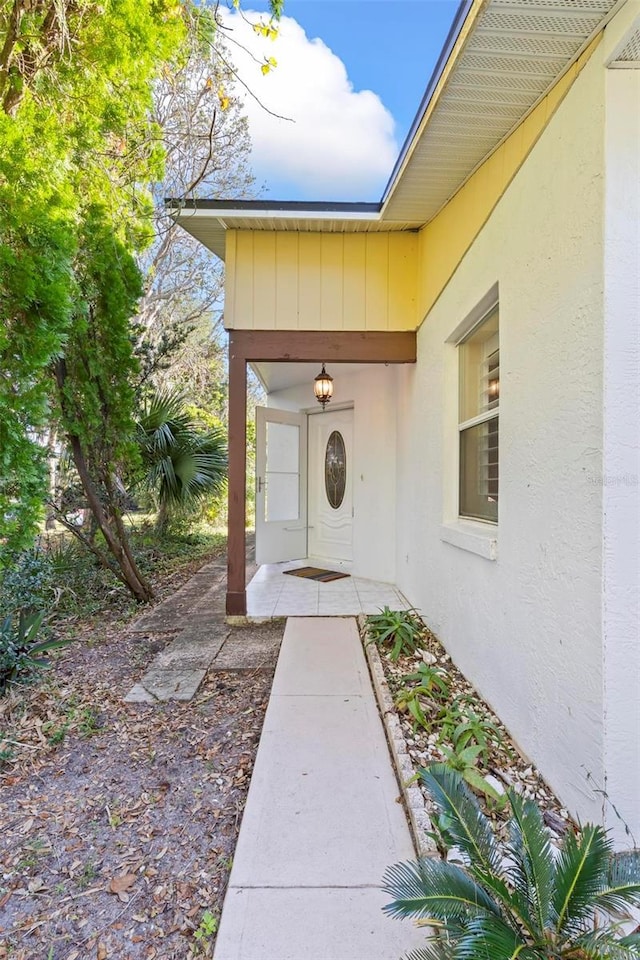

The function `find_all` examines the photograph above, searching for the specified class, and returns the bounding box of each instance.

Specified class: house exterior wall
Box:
[415,36,601,323]
[266,366,398,584]
[601,9,640,843]
[395,48,608,826]
[225,231,418,331]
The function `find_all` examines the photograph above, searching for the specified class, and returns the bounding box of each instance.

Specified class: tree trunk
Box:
[45,426,58,531]
[156,499,169,537]
[53,359,154,603]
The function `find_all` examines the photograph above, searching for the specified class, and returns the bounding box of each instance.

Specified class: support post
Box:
[226,347,247,615]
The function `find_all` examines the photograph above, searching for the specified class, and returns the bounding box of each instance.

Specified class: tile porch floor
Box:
[246,559,411,618]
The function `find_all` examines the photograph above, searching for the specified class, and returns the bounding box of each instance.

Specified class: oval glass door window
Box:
[325,431,346,509]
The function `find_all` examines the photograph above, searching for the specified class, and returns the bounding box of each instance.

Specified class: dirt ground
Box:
[0,561,282,959]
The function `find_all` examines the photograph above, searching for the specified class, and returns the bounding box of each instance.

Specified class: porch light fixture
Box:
[313,363,333,409]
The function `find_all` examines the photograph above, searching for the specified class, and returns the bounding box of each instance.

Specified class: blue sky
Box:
[221,1,459,201]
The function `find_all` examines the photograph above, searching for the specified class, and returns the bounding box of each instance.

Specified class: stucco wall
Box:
[395,49,607,824]
[602,40,640,842]
[266,366,398,584]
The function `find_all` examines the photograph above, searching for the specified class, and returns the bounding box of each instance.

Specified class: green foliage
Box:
[136,390,227,531]
[438,742,505,805]
[395,664,451,733]
[0,548,53,617]
[55,207,142,466]
[0,108,77,555]
[383,765,640,959]
[365,607,425,662]
[0,0,206,563]
[0,611,69,692]
[448,708,508,766]
[193,909,219,950]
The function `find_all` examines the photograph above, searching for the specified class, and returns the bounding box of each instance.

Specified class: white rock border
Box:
[358,615,438,858]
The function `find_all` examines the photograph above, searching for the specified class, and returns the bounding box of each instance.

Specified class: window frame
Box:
[457,303,499,525]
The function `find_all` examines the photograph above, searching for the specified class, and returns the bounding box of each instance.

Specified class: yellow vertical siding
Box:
[226,231,418,331]
[320,233,344,330]
[364,234,389,330]
[223,231,237,329]
[297,234,323,330]
[341,234,367,330]
[388,233,418,330]
[274,233,299,329]
[251,232,276,329]
[233,232,254,328]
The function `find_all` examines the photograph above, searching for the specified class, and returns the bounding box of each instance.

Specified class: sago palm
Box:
[383,764,640,959]
[137,391,227,532]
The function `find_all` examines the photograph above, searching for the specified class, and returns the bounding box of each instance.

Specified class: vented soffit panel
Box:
[381,0,627,226]
[607,20,640,64]
[173,206,422,260]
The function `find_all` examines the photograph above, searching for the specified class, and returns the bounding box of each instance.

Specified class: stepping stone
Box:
[124,683,157,704]
[138,668,207,701]
[212,624,282,672]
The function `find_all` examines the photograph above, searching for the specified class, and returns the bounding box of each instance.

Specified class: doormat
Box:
[283,566,350,583]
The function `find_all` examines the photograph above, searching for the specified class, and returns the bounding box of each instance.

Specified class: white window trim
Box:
[441,286,499,561]
[440,521,498,560]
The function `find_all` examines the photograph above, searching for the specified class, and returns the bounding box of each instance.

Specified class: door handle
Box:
[257,476,263,493]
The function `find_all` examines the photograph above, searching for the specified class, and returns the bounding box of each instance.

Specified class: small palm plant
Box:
[137,391,227,534]
[383,764,640,959]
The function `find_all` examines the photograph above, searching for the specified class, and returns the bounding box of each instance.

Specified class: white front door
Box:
[255,407,307,564]
[308,409,353,565]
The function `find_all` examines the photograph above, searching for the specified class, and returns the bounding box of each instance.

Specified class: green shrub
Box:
[0,611,70,692]
[0,547,53,618]
[365,607,425,661]
[383,765,640,959]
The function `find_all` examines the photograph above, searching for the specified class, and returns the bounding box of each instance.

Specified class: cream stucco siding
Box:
[395,47,607,825]
[602,55,640,843]
[226,231,418,331]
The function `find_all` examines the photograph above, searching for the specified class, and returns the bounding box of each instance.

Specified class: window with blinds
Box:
[458,305,499,523]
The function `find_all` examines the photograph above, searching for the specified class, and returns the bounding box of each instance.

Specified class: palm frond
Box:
[454,914,539,960]
[470,864,534,937]
[572,928,640,959]
[137,391,227,512]
[552,824,612,940]
[593,851,640,918]
[419,765,503,876]
[505,790,555,935]
[139,389,186,432]
[382,857,501,923]
[405,942,457,960]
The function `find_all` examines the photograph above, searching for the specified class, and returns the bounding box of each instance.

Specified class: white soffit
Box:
[607,24,640,63]
[175,208,421,260]
[252,361,373,394]
[382,0,627,225]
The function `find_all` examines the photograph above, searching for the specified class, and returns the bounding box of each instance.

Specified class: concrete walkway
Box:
[213,617,424,960]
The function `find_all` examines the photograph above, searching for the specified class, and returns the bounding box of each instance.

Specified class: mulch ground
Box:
[0,556,280,959]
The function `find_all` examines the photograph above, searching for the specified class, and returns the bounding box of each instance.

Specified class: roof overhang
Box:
[169,0,629,259]
[167,200,421,260]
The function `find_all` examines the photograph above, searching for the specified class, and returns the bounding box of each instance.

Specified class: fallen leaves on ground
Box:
[0,554,277,960]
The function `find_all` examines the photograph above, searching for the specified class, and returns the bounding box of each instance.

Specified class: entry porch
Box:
[226,329,417,616]
[246,560,411,619]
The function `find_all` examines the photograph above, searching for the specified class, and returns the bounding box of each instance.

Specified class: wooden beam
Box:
[229,329,416,364]
[226,350,247,616]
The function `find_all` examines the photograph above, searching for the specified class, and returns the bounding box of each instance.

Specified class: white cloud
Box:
[218,10,398,200]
